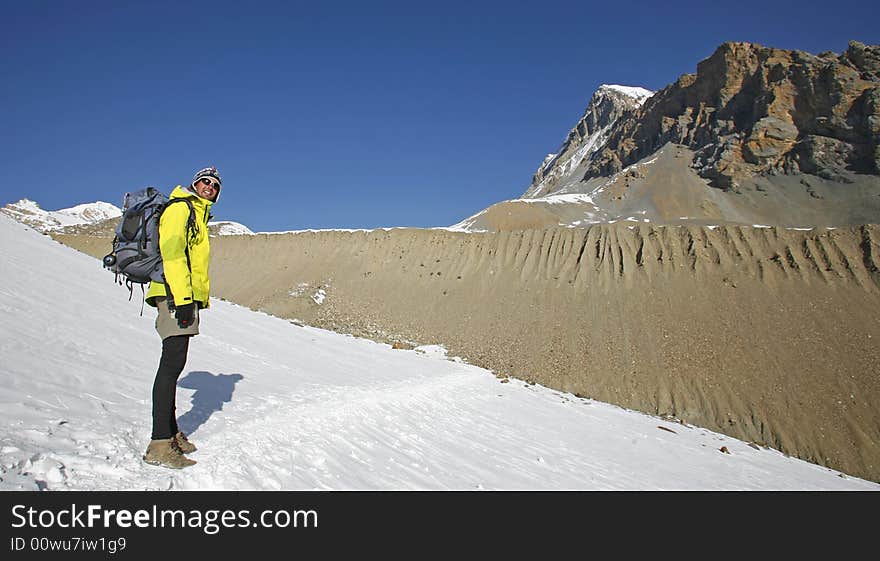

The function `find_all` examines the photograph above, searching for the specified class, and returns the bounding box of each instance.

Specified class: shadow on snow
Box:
[176,371,244,436]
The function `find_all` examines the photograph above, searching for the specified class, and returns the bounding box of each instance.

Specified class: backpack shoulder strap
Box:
[163,197,195,215]
[162,198,197,242]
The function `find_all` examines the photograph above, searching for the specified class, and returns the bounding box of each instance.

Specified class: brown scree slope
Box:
[56,223,880,483]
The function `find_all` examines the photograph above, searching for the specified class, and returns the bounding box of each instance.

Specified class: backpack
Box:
[103,187,196,307]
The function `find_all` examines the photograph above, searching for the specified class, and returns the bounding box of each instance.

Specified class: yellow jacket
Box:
[146,186,213,308]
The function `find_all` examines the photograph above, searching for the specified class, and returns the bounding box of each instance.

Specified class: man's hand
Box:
[175,303,195,328]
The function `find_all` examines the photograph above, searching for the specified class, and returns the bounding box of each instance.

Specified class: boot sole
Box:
[143,456,197,469]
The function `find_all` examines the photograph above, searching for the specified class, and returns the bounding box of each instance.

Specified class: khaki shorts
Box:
[155,297,200,339]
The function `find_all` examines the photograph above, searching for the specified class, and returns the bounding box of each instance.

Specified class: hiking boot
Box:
[143,439,196,469]
[174,431,197,454]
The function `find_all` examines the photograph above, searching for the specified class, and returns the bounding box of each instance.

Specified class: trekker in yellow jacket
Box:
[142,166,221,469]
[145,187,214,310]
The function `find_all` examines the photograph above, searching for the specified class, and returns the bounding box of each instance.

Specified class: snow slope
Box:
[0,214,876,491]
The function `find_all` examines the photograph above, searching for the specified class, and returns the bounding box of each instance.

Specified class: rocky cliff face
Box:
[454,41,880,232]
[524,85,653,198]
[586,41,880,191]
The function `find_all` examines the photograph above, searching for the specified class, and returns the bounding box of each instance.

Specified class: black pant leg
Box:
[151,335,190,440]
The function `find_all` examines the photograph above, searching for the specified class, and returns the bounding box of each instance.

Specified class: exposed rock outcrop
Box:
[585,41,880,190]
[453,41,880,233]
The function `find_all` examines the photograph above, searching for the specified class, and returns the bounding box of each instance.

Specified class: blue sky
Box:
[2,0,878,231]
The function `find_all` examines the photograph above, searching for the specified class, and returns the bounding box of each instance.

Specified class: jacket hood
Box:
[170,185,215,209]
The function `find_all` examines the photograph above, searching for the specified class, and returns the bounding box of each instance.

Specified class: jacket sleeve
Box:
[158,202,193,307]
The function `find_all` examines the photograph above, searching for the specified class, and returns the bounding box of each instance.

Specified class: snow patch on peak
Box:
[598,84,654,104]
[10,198,42,212]
[54,201,121,224]
[539,153,558,172]
[209,221,255,236]
[57,201,120,216]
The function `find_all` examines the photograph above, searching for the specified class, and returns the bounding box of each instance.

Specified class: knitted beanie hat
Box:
[192,166,222,187]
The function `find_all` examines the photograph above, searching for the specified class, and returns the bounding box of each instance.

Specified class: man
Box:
[142,166,221,469]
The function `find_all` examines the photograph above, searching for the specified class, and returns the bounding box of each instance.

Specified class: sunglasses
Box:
[199,177,220,189]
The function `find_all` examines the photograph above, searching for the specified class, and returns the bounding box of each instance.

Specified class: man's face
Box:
[194,177,220,201]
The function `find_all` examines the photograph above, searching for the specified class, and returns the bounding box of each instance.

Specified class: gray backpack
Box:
[103,187,195,301]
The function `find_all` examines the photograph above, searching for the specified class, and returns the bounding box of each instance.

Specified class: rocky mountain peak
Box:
[585,40,880,190]
[842,40,880,81]
[455,41,880,232]
[523,84,654,198]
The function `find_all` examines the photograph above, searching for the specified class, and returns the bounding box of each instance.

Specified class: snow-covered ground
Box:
[0,214,876,491]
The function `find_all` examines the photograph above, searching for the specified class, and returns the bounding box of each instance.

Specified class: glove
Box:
[175,303,195,328]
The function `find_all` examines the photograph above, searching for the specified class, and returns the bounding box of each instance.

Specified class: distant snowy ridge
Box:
[3,198,259,237]
[209,221,254,236]
[1,198,121,232]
